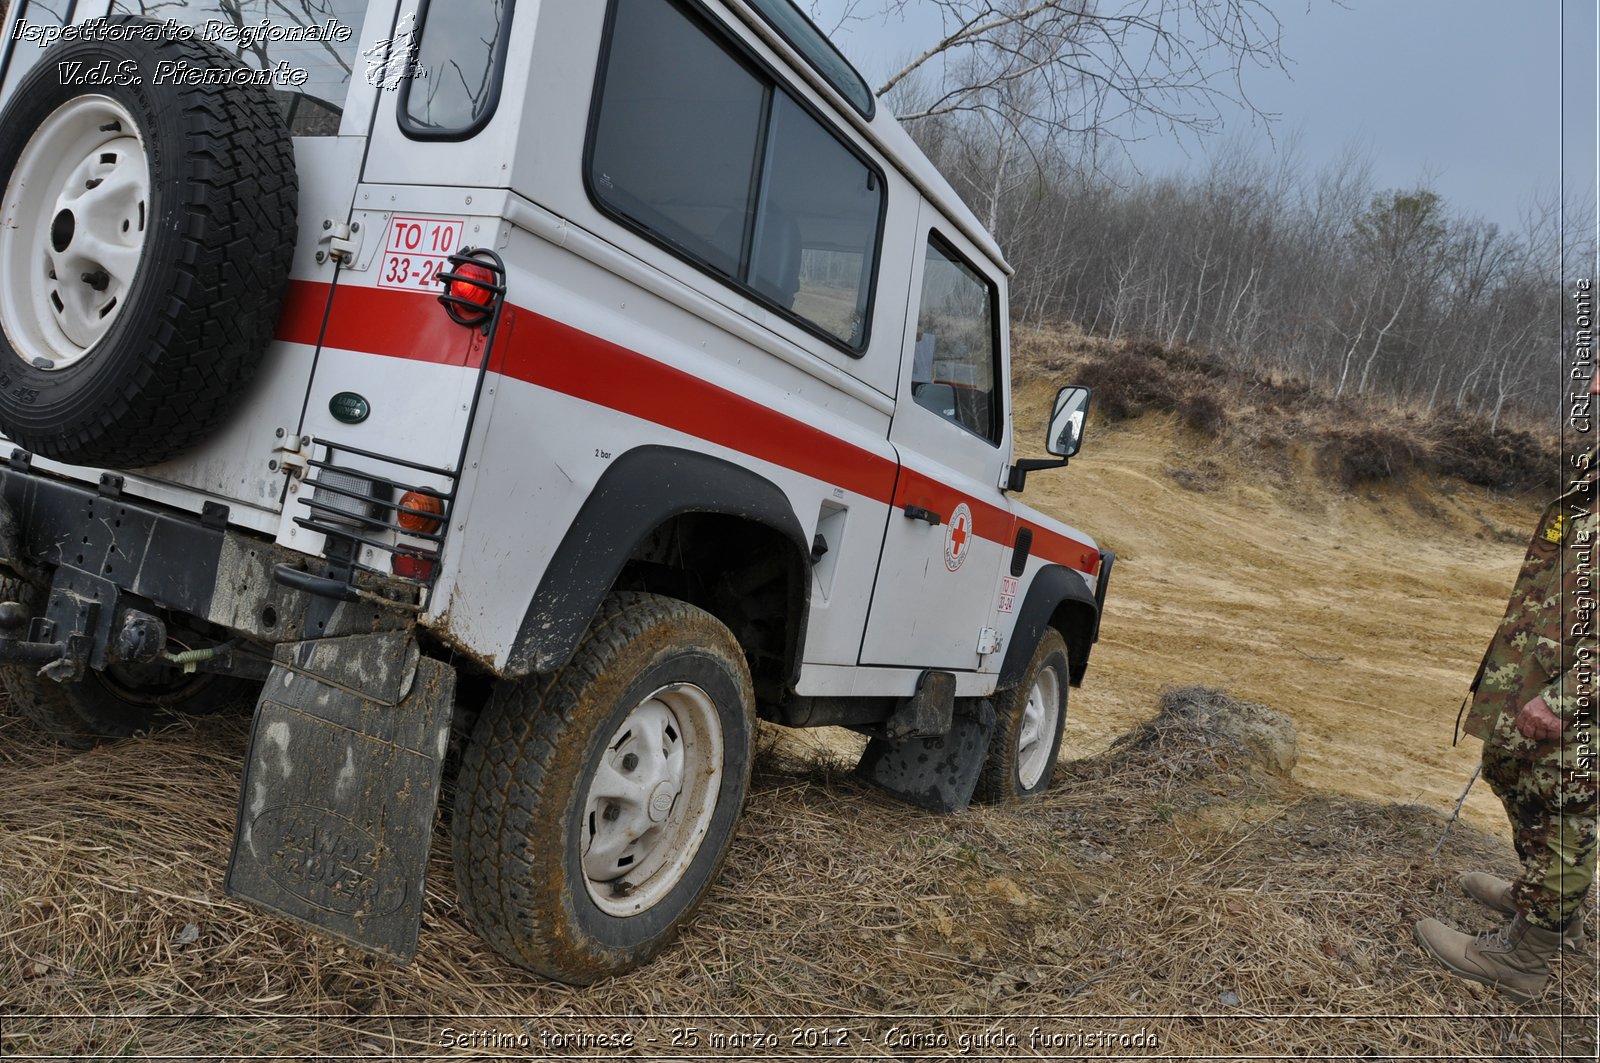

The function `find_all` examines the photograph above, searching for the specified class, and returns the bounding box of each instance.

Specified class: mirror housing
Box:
[1006,385,1092,492]
[1045,385,1090,457]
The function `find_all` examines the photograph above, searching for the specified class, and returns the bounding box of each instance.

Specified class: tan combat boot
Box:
[1413,914,1564,1004]
[1459,872,1590,952]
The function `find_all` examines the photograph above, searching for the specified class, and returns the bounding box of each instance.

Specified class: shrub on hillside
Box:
[1019,327,1562,498]
[1178,392,1226,436]
[1319,426,1425,488]
[1430,413,1559,493]
[1073,351,1180,421]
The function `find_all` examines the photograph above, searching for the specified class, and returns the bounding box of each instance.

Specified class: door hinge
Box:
[317,218,365,266]
[976,626,1002,656]
[270,430,311,481]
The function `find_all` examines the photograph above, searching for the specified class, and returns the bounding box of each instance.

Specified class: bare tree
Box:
[865,0,1291,156]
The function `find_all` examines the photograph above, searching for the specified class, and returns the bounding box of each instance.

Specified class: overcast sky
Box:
[811,1,1599,238]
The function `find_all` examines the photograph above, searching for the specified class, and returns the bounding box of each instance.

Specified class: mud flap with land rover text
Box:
[226,631,455,962]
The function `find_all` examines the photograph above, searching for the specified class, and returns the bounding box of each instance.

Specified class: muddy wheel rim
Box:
[0,95,151,368]
[581,682,725,916]
[1017,664,1061,789]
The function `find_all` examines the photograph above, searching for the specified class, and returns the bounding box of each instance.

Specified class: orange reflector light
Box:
[450,263,495,306]
[397,490,444,533]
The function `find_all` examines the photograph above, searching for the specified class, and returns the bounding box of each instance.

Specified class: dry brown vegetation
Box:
[3,689,1594,1060]
[1014,325,1564,494]
[3,327,1595,1060]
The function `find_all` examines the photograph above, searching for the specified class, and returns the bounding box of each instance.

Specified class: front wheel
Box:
[975,628,1070,803]
[452,592,754,983]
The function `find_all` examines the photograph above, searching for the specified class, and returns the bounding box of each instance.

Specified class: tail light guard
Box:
[271,249,508,607]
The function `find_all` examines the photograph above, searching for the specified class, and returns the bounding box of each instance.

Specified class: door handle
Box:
[903,504,942,525]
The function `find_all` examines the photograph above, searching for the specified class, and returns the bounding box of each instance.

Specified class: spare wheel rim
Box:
[0,95,151,370]
[580,682,725,917]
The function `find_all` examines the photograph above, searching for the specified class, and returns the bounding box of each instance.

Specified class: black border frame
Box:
[581,0,889,359]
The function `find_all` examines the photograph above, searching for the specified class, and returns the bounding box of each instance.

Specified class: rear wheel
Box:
[452,592,754,983]
[975,628,1069,803]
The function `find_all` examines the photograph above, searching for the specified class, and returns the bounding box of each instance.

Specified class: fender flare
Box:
[999,563,1101,689]
[505,445,810,677]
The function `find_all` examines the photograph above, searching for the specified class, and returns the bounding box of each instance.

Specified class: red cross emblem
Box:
[944,503,973,571]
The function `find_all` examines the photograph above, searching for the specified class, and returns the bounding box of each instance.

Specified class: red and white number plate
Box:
[377,216,467,293]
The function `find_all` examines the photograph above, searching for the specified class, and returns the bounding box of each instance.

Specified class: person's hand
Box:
[1514,696,1565,741]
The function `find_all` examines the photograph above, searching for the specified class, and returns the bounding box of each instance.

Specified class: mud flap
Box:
[225,631,455,962]
[855,699,995,813]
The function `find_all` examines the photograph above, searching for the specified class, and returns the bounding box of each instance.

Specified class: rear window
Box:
[109,0,369,136]
[398,0,516,138]
[587,0,884,353]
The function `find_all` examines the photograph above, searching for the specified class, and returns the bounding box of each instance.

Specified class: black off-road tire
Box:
[0,573,256,747]
[452,592,755,984]
[0,18,297,468]
[974,628,1070,803]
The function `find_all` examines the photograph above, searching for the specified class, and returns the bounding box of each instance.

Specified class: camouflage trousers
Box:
[1482,743,1598,930]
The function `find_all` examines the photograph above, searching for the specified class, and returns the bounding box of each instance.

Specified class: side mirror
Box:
[1006,384,1092,492]
[1046,385,1091,457]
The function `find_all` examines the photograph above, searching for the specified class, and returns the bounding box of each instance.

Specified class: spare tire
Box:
[0,18,297,468]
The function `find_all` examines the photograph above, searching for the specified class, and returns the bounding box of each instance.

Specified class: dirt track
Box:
[1017,385,1536,833]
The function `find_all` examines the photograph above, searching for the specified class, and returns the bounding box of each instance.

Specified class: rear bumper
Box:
[0,450,420,658]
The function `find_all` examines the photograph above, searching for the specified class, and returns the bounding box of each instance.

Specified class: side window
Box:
[589,0,765,280]
[108,1,371,137]
[399,0,515,138]
[757,94,880,347]
[588,0,883,352]
[911,234,1001,444]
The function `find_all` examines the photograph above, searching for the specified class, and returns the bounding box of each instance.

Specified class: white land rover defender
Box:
[0,0,1112,983]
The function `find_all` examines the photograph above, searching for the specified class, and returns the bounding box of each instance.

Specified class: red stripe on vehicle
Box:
[277,280,475,366]
[273,282,1097,574]
[276,280,333,349]
[501,312,899,502]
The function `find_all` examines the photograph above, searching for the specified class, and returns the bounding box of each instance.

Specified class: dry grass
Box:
[2,686,1594,1060]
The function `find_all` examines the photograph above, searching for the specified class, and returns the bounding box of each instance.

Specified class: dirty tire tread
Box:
[0,19,297,467]
[452,592,754,984]
[973,627,1069,804]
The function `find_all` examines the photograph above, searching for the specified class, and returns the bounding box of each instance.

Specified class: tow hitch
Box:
[0,577,182,682]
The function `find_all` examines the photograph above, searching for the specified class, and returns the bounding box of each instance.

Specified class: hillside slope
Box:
[1015,374,1535,835]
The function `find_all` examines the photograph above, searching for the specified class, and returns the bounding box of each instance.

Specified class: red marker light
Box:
[393,553,435,582]
[450,263,495,307]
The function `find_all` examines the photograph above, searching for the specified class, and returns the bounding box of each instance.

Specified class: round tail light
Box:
[397,489,444,534]
[450,263,495,307]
